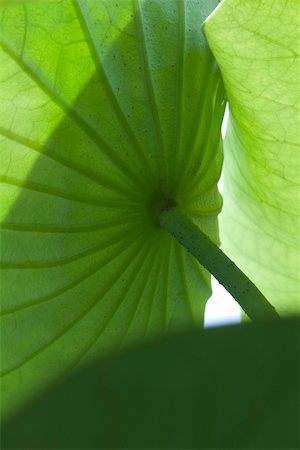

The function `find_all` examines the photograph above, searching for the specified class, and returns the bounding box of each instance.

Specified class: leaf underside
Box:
[0,0,225,418]
[205,0,300,316]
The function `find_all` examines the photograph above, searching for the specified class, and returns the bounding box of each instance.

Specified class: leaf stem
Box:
[159,207,280,321]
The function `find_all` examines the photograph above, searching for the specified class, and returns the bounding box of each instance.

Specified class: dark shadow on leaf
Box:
[1,0,225,422]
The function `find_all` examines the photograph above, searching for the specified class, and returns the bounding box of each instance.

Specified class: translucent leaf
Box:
[205,0,300,315]
[0,0,225,418]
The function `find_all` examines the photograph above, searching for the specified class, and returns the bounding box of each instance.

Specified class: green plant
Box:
[0,0,299,448]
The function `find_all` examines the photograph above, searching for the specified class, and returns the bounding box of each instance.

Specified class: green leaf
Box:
[159,207,280,321]
[204,0,300,315]
[0,0,225,418]
[2,318,299,449]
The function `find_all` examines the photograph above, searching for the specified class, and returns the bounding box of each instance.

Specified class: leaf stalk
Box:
[159,207,280,321]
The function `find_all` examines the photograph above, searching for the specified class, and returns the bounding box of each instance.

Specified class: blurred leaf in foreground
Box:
[2,318,299,449]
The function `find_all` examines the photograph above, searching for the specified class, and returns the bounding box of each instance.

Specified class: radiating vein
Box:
[143,231,166,337]
[1,237,145,377]
[163,238,172,330]
[173,0,185,191]
[73,236,153,367]
[0,228,142,316]
[185,205,222,217]
[196,79,224,170]
[72,0,156,184]
[187,172,223,203]
[0,175,136,208]
[0,223,140,269]
[118,237,159,343]
[0,39,143,189]
[178,57,217,191]
[132,0,167,185]
[0,214,139,234]
[175,244,197,324]
[0,127,142,199]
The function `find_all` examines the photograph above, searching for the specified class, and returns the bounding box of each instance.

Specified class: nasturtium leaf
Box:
[204,0,300,315]
[0,0,225,418]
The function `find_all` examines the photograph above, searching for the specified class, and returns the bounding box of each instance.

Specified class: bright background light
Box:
[205,277,241,327]
[204,105,241,327]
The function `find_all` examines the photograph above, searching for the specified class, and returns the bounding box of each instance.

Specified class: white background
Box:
[204,105,241,327]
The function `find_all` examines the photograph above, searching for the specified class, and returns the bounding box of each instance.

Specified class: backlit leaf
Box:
[0,0,225,418]
[205,0,300,315]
